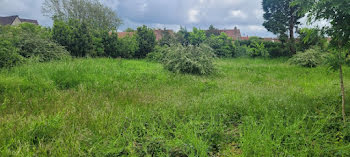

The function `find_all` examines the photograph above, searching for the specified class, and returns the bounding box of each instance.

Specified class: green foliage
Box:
[0,58,349,156]
[0,39,23,68]
[0,23,69,68]
[297,28,328,51]
[159,29,175,46]
[289,47,328,67]
[42,0,122,30]
[189,27,206,46]
[18,37,70,62]
[175,26,190,46]
[135,25,156,58]
[146,45,168,62]
[162,44,215,75]
[52,19,93,57]
[124,28,135,32]
[262,0,302,36]
[117,35,139,58]
[206,25,220,37]
[248,41,269,58]
[102,31,118,57]
[205,33,234,57]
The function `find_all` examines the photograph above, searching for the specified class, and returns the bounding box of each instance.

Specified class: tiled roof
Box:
[0,15,38,25]
[0,15,18,25]
[20,18,39,25]
[116,32,135,38]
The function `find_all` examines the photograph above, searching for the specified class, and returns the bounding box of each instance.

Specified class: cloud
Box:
[188,9,200,23]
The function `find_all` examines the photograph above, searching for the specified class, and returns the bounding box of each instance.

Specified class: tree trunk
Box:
[289,7,296,54]
[339,64,347,124]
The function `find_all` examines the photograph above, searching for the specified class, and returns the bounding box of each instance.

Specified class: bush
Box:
[135,25,156,58]
[248,41,269,58]
[146,45,168,62]
[0,39,23,68]
[117,35,139,58]
[18,37,70,62]
[288,47,328,67]
[162,44,215,75]
[205,33,234,57]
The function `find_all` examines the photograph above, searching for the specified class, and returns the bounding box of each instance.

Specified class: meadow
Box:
[0,58,349,156]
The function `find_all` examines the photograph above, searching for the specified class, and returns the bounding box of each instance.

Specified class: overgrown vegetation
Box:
[162,44,215,75]
[288,47,327,67]
[0,58,349,156]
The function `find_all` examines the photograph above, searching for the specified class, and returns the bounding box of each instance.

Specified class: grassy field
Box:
[0,58,349,156]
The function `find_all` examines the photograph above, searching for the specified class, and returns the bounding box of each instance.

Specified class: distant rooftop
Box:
[0,15,38,26]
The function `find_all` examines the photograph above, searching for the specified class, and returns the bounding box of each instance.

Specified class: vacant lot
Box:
[0,58,349,156]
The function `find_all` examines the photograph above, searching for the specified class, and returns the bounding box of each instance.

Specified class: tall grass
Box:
[0,58,349,156]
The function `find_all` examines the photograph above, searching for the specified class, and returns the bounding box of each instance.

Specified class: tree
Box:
[297,28,327,51]
[42,0,122,30]
[206,25,220,37]
[52,19,92,57]
[205,33,234,57]
[159,28,175,46]
[124,28,135,32]
[135,25,156,58]
[189,27,206,46]
[294,0,350,124]
[175,26,190,46]
[102,31,118,57]
[117,35,139,58]
[262,0,303,54]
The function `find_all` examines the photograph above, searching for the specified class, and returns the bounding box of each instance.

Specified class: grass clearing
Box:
[0,58,349,156]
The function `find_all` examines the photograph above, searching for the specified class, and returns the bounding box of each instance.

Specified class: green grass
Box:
[0,58,349,156]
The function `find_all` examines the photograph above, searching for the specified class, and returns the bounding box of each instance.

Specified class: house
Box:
[217,27,242,40]
[0,15,38,26]
[154,29,174,41]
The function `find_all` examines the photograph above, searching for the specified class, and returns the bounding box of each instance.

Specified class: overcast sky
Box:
[0,0,311,37]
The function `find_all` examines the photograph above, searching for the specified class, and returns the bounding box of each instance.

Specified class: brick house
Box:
[216,27,242,40]
[0,15,38,26]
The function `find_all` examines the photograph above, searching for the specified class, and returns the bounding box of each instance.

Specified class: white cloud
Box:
[188,9,200,23]
[229,10,247,19]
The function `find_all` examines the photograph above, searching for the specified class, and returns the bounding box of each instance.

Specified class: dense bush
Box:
[135,25,156,58]
[289,47,328,67]
[117,35,139,58]
[297,28,328,51]
[162,44,215,75]
[52,19,93,57]
[205,33,234,57]
[0,23,69,68]
[189,27,206,46]
[248,41,269,58]
[0,39,23,68]
[146,45,168,62]
[102,31,118,57]
[18,37,70,62]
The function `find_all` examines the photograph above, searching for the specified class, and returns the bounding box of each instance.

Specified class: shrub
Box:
[117,35,139,58]
[248,41,269,58]
[135,25,156,58]
[205,33,234,57]
[288,47,328,67]
[189,27,206,46]
[146,45,168,62]
[0,39,23,68]
[162,44,215,75]
[102,31,118,57]
[18,37,70,62]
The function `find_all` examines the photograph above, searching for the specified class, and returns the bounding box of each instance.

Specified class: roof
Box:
[20,18,39,25]
[205,27,242,40]
[0,15,18,25]
[154,29,174,41]
[0,15,38,25]
[116,32,135,38]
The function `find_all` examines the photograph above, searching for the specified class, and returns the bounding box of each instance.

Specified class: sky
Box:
[0,0,312,37]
